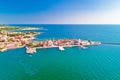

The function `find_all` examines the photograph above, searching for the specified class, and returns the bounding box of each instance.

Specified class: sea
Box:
[0,24,120,80]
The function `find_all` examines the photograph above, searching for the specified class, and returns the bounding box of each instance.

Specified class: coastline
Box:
[0,25,102,54]
[0,25,41,52]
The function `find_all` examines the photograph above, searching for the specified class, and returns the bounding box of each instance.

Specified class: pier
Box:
[101,42,120,45]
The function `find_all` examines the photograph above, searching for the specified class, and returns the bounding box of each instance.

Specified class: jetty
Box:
[101,42,120,45]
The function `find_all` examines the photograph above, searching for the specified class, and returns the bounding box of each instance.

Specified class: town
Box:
[0,31,40,52]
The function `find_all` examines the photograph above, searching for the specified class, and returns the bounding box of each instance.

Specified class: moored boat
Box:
[59,46,65,51]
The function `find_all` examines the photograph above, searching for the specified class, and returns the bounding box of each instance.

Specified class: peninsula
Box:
[26,39,101,53]
[0,25,42,31]
[0,25,101,54]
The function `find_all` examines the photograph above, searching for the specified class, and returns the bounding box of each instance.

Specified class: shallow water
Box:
[0,24,120,80]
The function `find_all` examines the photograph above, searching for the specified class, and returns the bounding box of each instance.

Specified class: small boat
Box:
[1,48,7,52]
[79,45,87,49]
[26,47,36,54]
[82,46,87,49]
[59,46,65,51]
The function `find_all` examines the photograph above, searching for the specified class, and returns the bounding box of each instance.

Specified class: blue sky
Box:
[0,0,120,24]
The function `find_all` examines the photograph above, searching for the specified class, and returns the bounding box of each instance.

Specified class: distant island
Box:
[0,25,42,31]
[0,25,101,54]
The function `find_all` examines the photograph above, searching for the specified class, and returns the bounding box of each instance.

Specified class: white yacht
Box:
[59,46,65,51]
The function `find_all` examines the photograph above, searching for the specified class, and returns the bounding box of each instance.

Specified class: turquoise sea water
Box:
[0,25,120,80]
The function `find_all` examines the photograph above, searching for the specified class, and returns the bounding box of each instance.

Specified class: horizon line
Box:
[1,24,120,25]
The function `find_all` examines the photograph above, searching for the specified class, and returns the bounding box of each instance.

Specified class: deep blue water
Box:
[0,24,120,80]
